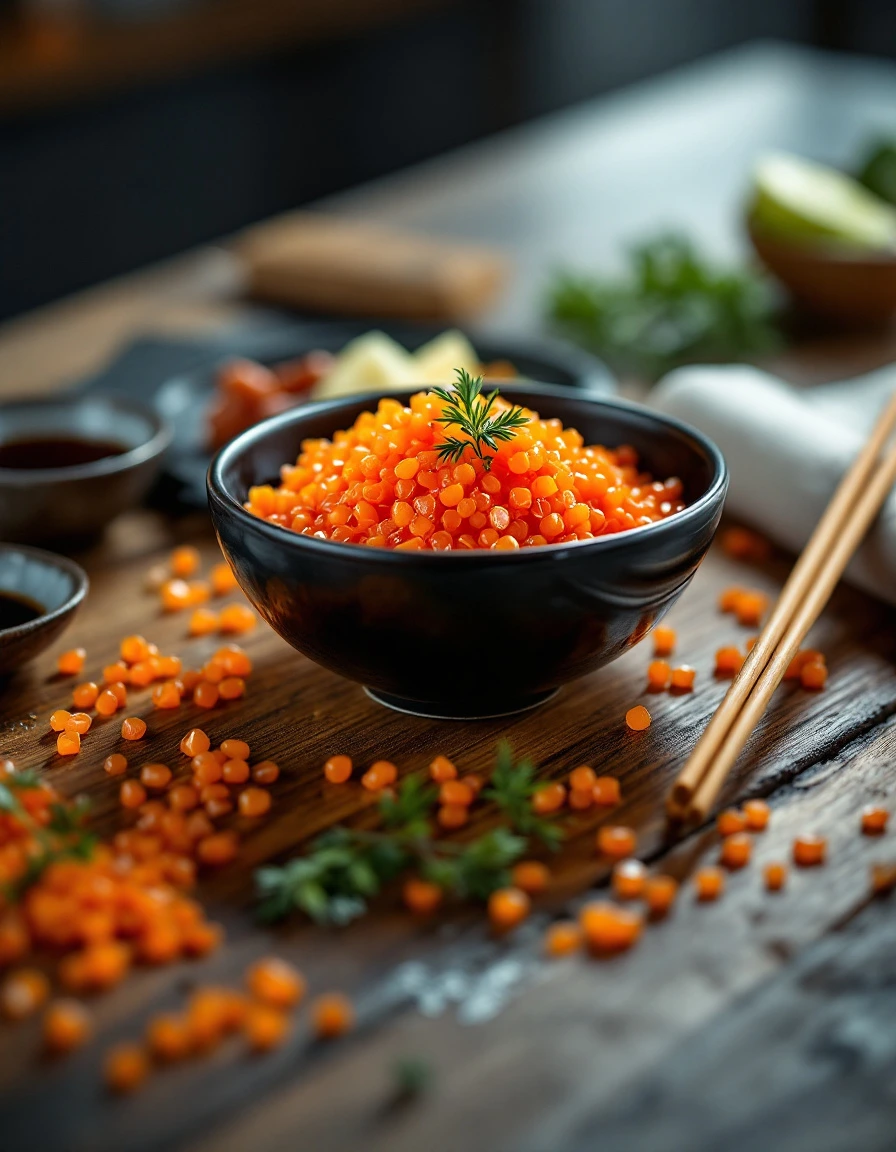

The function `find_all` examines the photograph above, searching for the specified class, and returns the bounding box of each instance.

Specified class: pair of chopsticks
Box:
[669,388,896,824]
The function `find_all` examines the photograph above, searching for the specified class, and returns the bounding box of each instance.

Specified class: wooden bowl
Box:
[748,221,896,325]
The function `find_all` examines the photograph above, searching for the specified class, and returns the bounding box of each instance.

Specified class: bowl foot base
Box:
[363,686,560,721]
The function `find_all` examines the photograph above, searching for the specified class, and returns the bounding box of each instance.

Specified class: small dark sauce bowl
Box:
[0,545,88,676]
[209,384,727,718]
[0,394,172,544]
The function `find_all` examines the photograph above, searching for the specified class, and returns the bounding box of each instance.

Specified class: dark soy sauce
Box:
[0,437,127,470]
[0,591,44,630]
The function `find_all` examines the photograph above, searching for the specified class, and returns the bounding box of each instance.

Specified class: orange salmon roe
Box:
[1,968,50,1019]
[161,579,192,612]
[120,780,147,809]
[532,782,566,814]
[625,705,651,731]
[190,608,220,636]
[72,682,99,709]
[611,858,647,899]
[56,732,80,757]
[743,799,771,831]
[568,788,594,811]
[43,999,92,1054]
[65,712,92,735]
[244,391,685,550]
[569,765,596,792]
[311,993,354,1039]
[437,804,468,829]
[57,648,86,676]
[592,776,621,806]
[104,1043,149,1093]
[429,755,457,782]
[246,957,305,1009]
[597,825,636,858]
[440,780,474,807]
[121,716,147,741]
[800,660,828,690]
[670,665,696,691]
[647,659,671,690]
[141,763,172,791]
[861,806,889,835]
[544,920,583,957]
[252,760,280,785]
[245,1003,290,1051]
[714,646,745,677]
[511,860,550,895]
[103,753,128,776]
[219,604,256,634]
[487,887,530,931]
[238,788,271,818]
[652,625,676,656]
[180,728,210,758]
[720,832,752,870]
[221,738,250,760]
[49,709,71,732]
[717,808,746,837]
[694,866,725,901]
[870,862,896,896]
[402,876,443,915]
[152,681,181,710]
[147,1013,193,1062]
[95,689,120,717]
[170,546,201,578]
[211,562,238,595]
[644,874,678,917]
[361,760,397,791]
[793,834,826,866]
[579,901,643,953]
[764,862,787,891]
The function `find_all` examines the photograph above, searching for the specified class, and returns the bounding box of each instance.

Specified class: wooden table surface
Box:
[2,42,896,1152]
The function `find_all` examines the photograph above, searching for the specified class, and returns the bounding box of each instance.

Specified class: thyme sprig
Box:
[431,369,529,471]
[255,745,562,925]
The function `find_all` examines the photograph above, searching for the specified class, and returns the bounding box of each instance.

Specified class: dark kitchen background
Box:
[1,0,893,321]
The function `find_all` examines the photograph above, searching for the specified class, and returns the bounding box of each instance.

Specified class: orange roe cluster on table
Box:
[244,390,685,550]
[783,648,828,691]
[719,586,769,627]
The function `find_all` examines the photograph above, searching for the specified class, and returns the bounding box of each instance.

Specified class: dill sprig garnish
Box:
[431,369,529,471]
[254,745,563,926]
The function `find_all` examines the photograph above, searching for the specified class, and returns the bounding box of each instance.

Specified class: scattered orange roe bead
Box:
[647,659,671,690]
[694,866,725,901]
[764,862,788,891]
[219,604,256,634]
[488,886,530,932]
[170,545,201,578]
[160,578,192,612]
[120,634,150,664]
[579,901,643,953]
[102,661,130,685]
[103,753,128,776]
[429,754,457,782]
[870,862,896,896]
[544,920,583,957]
[719,586,745,613]
[65,712,92,735]
[311,993,354,1039]
[793,834,827,867]
[670,666,696,691]
[717,808,746,837]
[49,709,72,732]
[402,876,444,915]
[246,957,305,1009]
[652,625,676,656]
[152,681,182,710]
[323,755,352,784]
[193,681,220,709]
[244,1003,290,1051]
[532,781,566,814]
[104,1043,149,1094]
[196,831,239,866]
[238,787,271,818]
[644,874,679,917]
[611,858,647,899]
[720,832,752,870]
[72,681,99,709]
[0,968,50,1019]
[714,646,745,677]
[625,705,651,731]
[720,525,771,562]
[56,731,80,757]
[180,728,210,757]
[439,779,474,807]
[252,760,280,785]
[743,799,771,831]
[861,806,889,835]
[569,765,597,792]
[218,677,245,701]
[141,763,172,791]
[221,738,250,760]
[511,860,550,895]
[596,824,637,858]
[147,1013,193,1062]
[43,999,91,1055]
[168,783,200,812]
[800,660,828,690]
[568,788,594,811]
[57,648,86,676]
[189,608,220,636]
[361,760,397,791]
[121,716,147,741]
[211,562,238,595]
[120,780,147,809]
[95,689,120,717]
[437,804,468,829]
[734,590,768,627]
[221,758,248,785]
[192,751,223,784]
[592,776,621,806]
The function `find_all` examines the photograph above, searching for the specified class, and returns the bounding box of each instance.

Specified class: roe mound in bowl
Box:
[208,383,727,719]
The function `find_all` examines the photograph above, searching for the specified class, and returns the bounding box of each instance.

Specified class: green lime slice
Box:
[749,152,896,252]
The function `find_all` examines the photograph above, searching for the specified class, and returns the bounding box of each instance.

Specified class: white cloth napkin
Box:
[652,362,896,607]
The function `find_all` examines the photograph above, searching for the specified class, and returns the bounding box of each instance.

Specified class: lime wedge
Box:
[749,152,896,252]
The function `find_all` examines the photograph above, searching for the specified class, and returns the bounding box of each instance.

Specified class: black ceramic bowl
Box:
[208,385,727,718]
[0,394,172,544]
[0,545,88,676]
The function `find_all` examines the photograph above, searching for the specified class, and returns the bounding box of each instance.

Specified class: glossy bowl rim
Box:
[0,543,89,642]
[0,393,173,483]
[208,382,728,564]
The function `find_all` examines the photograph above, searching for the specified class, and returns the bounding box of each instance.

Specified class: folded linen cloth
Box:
[652,362,896,607]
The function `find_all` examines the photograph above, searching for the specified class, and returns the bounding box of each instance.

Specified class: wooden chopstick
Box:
[668,389,896,813]
[687,434,896,821]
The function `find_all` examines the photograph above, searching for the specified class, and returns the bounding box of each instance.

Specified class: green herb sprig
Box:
[432,369,529,471]
[255,745,562,926]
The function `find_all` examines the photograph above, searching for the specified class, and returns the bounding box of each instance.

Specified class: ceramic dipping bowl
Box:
[0,544,88,676]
